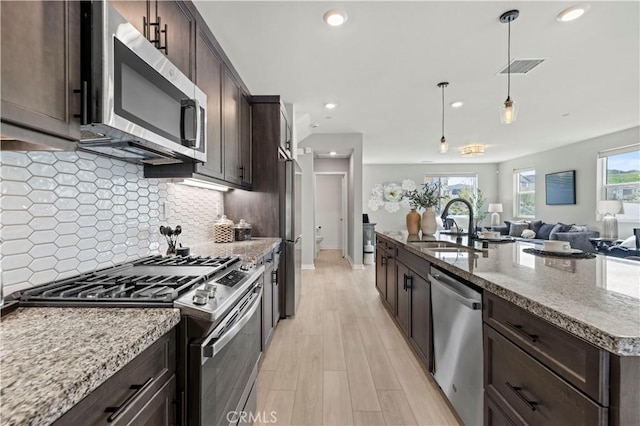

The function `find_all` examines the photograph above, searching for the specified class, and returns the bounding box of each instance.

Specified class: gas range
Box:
[19,254,263,324]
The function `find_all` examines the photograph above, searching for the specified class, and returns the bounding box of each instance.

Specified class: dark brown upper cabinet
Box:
[223,67,241,186]
[240,94,253,186]
[109,0,194,79]
[194,29,224,180]
[0,1,80,150]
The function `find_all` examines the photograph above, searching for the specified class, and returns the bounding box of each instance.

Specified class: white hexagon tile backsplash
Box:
[0,151,223,295]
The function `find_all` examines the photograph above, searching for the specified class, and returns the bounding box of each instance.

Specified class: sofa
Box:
[490,220,599,253]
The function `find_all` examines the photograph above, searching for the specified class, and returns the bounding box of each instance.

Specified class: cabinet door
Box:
[410,272,431,369]
[240,94,252,186]
[194,28,224,180]
[262,271,273,349]
[1,1,80,148]
[223,68,241,185]
[126,375,177,426]
[155,0,194,79]
[375,246,387,299]
[385,256,396,314]
[108,1,148,37]
[272,267,280,327]
[396,262,410,335]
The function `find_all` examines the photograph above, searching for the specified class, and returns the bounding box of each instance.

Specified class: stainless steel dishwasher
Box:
[429,269,483,426]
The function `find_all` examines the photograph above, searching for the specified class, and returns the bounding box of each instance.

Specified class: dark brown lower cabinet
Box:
[54,329,177,425]
[262,265,273,349]
[485,394,516,426]
[409,272,431,369]
[484,325,607,426]
[375,245,387,300]
[395,261,410,335]
[385,254,396,313]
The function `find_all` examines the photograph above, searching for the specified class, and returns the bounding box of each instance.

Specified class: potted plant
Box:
[404,182,441,235]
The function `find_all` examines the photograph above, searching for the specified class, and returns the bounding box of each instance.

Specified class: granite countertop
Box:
[190,237,282,263]
[378,231,640,356]
[0,307,180,426]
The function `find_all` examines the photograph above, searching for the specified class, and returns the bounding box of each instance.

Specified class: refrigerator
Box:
[282,158,302,316]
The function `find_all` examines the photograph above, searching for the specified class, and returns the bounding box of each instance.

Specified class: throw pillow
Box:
[620,236,638,248]
[528,220,543,234]
[504,220,512,234]
[548,223,565,240]
[521,229,536,239]
[509,223,529,238]
[536,223,556,240]
[569,225,588,233]
[558,222,574,232]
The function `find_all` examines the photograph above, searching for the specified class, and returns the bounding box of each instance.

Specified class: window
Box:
[599,145,640,221]
[423,174,477,213]
[514,168,535,218]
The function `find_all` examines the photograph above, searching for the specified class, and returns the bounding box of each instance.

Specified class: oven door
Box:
[190,282,262,426]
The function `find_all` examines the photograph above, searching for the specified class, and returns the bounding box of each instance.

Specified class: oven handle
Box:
[202,283,263,360]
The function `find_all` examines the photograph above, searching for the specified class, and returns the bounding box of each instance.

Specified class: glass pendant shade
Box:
[499,97,518,124]
[440,137,449,154]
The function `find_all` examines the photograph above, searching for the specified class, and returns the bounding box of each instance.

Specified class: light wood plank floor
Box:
[257,250,460,426]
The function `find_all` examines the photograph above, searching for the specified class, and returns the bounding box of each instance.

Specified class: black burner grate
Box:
[132,255,239,268]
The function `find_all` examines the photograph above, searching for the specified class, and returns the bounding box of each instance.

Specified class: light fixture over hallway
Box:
[438,82,449,154]
[499,10,519,124]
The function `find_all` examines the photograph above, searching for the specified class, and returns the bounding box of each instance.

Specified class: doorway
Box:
[315,173,347,257]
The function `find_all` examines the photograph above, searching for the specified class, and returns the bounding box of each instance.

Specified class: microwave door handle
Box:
[180,99,197,148]
[195,99,203,151]
[202,285,262,361]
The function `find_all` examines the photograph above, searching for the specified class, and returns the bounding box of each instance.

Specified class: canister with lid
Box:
[234,219,252,241]
[213,215,234,243]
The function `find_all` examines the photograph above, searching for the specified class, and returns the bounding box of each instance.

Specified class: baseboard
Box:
[352,263,365,270]
[301,264,315,270]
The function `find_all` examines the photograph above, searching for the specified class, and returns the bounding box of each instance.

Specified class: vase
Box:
[422,207,437,235]
[406,209,421,235]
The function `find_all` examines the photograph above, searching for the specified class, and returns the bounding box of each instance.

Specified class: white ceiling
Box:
[193,1,640,164]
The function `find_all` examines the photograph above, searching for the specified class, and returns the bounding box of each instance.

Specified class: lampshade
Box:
[597,200,624,215]
[488,203,503,213]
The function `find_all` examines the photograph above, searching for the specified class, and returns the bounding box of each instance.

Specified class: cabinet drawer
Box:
[484,293,609,404]
[485,393,516,426]
[484,326,607,426]
[55,329,176,425]
[397,247,429,280]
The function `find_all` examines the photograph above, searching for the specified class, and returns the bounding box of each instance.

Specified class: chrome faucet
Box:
[441,198,476,246]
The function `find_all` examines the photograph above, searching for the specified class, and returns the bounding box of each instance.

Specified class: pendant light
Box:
[499,10,519,124]
[437,82,449,153]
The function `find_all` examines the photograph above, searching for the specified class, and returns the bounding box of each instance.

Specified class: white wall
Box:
[363,163,499,232]
[299,153,315,268]
[497,126,640,238]
[300,134,363,267]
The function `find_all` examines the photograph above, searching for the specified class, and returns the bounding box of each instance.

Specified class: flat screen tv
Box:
[545,170,576,205]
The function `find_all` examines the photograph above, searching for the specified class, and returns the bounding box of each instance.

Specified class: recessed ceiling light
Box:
[450,101,464,108]
[311,123,320,128]
[325,103,337,109]
[557,5,589,22]
[325,116,333,119]
[329,151,337,156]
[323,9,348,27]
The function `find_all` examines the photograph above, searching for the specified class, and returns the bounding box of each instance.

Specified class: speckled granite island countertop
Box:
[378,231,640,356]
[190,237,282,263]
[0,307,180,426]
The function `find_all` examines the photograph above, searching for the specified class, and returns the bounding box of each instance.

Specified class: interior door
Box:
[315,174,343,250]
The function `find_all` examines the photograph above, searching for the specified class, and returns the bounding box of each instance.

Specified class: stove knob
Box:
[192,289,210,305]
[203,283,217,297]
[240,263,250,271]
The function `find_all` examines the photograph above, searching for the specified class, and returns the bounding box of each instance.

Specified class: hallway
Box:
[256,250,460,426]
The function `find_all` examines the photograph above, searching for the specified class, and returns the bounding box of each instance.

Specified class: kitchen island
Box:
[0,307,180,426]
[379,231,640,355]
[376,231,640,426]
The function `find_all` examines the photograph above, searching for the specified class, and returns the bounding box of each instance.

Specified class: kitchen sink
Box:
[425,246,479,254]
[406,241,459,248]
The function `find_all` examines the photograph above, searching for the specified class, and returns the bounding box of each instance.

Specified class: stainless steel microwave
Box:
[79,1,206,165]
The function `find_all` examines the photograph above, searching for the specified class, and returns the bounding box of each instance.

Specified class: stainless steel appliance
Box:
[282,158,302,316]
[429,269,483,426]
[79,1,206,165]
[19,254,264,426]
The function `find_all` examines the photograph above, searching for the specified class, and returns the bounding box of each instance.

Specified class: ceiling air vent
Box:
[498,59,545,75]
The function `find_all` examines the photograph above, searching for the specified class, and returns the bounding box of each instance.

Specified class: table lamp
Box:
[597,200,624,240]
[488,203,503,226]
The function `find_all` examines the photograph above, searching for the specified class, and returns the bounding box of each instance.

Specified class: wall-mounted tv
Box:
[545,170,576,205]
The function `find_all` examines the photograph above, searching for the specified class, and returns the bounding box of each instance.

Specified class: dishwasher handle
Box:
[429,273,481,310]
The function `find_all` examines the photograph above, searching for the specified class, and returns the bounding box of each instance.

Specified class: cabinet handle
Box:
[148,16,168,53]
[505,382,538,411]
[239,165,245,179]
[105,377,154,422]
[381,255,387,266]
[406,274,413,290]
[73,81,88,125]
[506,322,538,343]
[403,273,407,290]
